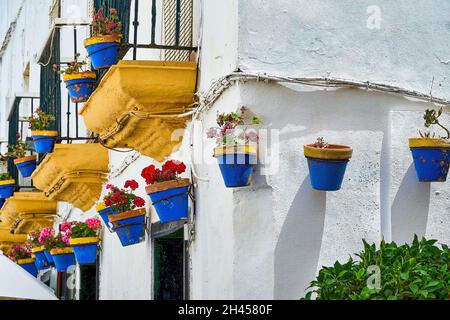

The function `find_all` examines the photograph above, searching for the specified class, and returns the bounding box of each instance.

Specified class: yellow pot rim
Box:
[32,246,45,253]
[31,130,58,137]
[0,179,15,186]
[409,138,450,148]
[96,202,111,212]
[50,247,74,255]
[13,155,37,165]
[304,144,353,159]
[63,71,97,81]
[69,237,99,245]
[214,145,258,157]
[17,258,34,265]
[84,34,122,46]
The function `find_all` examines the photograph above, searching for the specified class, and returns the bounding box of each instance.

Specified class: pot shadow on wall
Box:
[274,176,326,299]
[391,164,430,244]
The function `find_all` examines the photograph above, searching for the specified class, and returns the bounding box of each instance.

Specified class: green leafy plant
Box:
[53,53,88,75]
[0,173,12,181]
[304,236,450,300]
[64,218,102,239]
[5,134,29,159]
[28,108,56,131]
[419,107,450,139]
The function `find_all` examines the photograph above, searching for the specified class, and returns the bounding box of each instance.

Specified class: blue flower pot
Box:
[20,262,38,277]
[215,152,257,188]
[109,210,146,247]
[51,251,76,272]
[63,72,97,103]
[65,78,96,103]
[70,240,98,265]
[32,132,57,153]
[43,249,54,264]
[15,158,37,178]
[97,206,118,232]
[410,147,450,182]
[307,157,350,191]
[33,250,50,270]
[86,41,120,70]
[148,184,189,223]
[0,182,15,199]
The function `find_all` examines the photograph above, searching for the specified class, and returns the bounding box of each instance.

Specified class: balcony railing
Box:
[38,22,95,144]
[94,0,197,61]
[7,94,40,187]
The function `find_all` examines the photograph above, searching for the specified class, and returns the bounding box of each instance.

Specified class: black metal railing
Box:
[60,26,97,144]
[94,0,197,61]
[40,28,61,133]
[40,25,95,144]
[7,96,40,187]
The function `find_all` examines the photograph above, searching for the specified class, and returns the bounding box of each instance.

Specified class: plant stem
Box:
[436,121,450,139]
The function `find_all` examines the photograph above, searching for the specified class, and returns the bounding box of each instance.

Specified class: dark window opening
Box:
[153,229,185,300]
[56,271,76,300]
[79,263,99,300]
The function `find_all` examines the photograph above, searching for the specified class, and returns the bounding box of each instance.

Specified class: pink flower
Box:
[60,221,76,233]
[86,218,101,230]
[206,127,219,139]
[245,131,259,143]
[38,227,52,244]
[62,234,71,246]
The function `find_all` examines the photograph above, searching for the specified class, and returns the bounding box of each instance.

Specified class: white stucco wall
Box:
[190,0,450,299]
[238,0,450,97]
[0,0,52,144]
[2,0,450,301]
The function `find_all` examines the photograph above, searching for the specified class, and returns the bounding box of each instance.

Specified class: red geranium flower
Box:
[124,179,139,190]
[141,160,187,186]
[133,197,145,208]
[141,165,159,185]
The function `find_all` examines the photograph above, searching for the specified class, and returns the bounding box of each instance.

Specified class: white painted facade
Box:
[1,0,450,300]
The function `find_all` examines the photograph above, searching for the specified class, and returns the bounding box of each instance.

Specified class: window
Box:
[56,269,76,300]
[163,0,194,61]
[78,263,99,300]
[153,228,186,300]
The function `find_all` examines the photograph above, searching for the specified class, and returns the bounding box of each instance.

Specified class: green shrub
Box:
[305,236,450,300]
